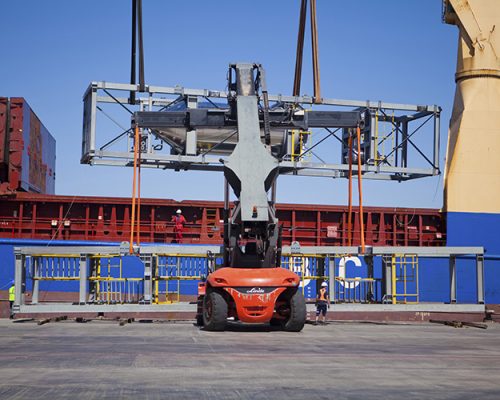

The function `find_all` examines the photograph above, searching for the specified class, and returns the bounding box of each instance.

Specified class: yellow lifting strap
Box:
[346,126,365,253]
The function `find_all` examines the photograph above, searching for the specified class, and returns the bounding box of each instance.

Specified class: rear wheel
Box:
[203,290,228,331]
[283,289,306,332]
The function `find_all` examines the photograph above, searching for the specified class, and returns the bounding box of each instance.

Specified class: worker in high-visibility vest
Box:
[315,281,330,325]
[8,280,15,319]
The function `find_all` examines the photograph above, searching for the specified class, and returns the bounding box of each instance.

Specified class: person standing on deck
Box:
[172,209,187,243]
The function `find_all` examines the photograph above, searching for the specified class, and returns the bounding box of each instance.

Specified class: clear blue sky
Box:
[1,0,458,209]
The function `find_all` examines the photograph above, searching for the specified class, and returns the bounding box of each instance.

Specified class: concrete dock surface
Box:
[0,319,499,399]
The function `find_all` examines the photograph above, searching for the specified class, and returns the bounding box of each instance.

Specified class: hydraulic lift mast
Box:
[223,64,280,270]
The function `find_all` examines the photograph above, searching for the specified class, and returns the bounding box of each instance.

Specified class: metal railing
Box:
[153,254,209,304]
[31,254,81,281]
[334,277,381,303]
[91,278,143,304]
[383,254,419,304]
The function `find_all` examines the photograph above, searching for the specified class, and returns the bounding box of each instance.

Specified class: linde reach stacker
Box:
[78,2,441,331]
[132,63,366,331]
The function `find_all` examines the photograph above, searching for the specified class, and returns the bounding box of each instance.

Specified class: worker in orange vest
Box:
[171,209,187,243]
[315,281,330,325]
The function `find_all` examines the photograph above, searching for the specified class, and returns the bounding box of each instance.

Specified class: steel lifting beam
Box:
[82,77,441,181]
[280,245,484,256]
[82,80,440,112]
[133,110,364,131]
[11,244,487,316]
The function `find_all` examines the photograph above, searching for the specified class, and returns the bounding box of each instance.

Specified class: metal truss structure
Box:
[13,244,485,316]
[282,244,486,305]
[82,79,441,181]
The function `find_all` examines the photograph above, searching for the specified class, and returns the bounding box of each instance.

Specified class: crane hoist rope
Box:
[293,0,321,103]
[129,0,145,104]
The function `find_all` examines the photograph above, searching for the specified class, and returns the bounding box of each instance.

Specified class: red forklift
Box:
[194,64,308,331]
[133,63,363,331]
[187,63,363,331]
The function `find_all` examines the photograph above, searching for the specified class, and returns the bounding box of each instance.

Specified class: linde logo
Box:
[246,287,265,294]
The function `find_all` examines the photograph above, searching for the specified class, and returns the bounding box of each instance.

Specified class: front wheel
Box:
[283,289,306,332]
[195,296,204,326]
[203,290,228,331]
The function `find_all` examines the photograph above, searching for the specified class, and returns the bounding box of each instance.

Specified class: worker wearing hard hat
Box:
[8,280,15,319]
[314,281,330,325]
[171,209,187,243]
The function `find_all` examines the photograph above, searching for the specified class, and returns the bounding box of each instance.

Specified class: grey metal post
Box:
[13,250,24,310]
[476,255,485,304]
[402,120,408,168]
[87,87,97,154]
[383,257,392,303]
[449,256,457,303]
[79,255,88,304]
[32,257,39,304]
[186,97,198,156]
[328,257,335,303]
[433,111,440,172]
[141,254,153,303]
[88,258,97,303]
[370,110,376,162]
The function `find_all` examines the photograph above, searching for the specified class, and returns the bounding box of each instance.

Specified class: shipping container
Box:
[0,97,56,195]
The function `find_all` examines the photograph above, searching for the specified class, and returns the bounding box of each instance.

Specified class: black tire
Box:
[195,296,204,326]
[269,318,284,328]
[203,290,228,331]
[283,289,306,332]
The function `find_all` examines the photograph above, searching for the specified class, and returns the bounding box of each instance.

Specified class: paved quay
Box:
[0,319,499,399]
